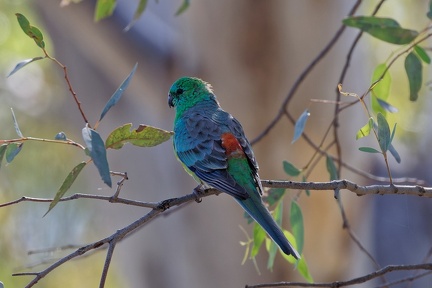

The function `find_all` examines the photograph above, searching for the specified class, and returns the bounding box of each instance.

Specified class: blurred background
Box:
[1,0,431,287]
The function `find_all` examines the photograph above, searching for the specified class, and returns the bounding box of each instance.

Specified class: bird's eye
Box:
[176,88,184,95]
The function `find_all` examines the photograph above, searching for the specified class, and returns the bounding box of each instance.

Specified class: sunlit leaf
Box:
[297,255,314,283]
[281,230,299,264]
[105,123,173,149]
[290,200,304,255]
[326,155,338,181]
[343,16,418,45]
[5,143,23,163]
[359,147,381,153]
[283,160,301,177]
[10,108,23,138]
[371,63,391,115]
[414,45,431,64]
[44,162,86,216]
[95,0,116,21]
[292,109,310,143]
[377,113,391,152]
[7,57,44,77]
[175,0,190,16]
[405,52,422,101]
[267,200,283,270]
[99,63,138,122]
[82,126,112,187]
[356,117,374,140]
[251,223,266,258]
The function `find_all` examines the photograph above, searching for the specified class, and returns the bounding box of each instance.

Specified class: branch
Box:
[246,263,432,287]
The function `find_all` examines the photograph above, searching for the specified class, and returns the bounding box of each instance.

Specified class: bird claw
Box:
[193,185,205,203]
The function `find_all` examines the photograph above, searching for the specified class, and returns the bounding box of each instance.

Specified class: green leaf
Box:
[281,230,299,263]
[388,143,401,163]
[5,143,23,163]
[302,176,310,196]
[359,147,381,153]
[292,109,310,143]
[405,52,422,101]
[105,123,173,149]
[7,57,44,77]
[15,13,46,48]
[82,126,112,187]
[283,160,301,177]
[343,16,418,45]
[371,63,391,115]
[356,117,374,140]
[251,223,266,258]
[414,45,431,64]
[290,201,304,255]
[377,113,391,152]
[99,63,138,122]
[326,155,338,181]
[0,145,7,169]
[297,255,314,283]
[265,188,285,206]
[124,0,148,31]
[10,108,23,138]
[95,0,116,21]
[390,123,397,143]
[44,162,86,216]
[267,200,283,270]
[175,0,190,16]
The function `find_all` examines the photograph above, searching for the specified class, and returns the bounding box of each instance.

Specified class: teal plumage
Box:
[168,77,300,259]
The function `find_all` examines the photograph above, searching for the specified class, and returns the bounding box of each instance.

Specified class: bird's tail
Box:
[236,197,301,259]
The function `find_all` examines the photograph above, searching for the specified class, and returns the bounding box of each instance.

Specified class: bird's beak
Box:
[168,93,174,108]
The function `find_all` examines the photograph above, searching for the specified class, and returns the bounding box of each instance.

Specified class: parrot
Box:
[168,76,300,259]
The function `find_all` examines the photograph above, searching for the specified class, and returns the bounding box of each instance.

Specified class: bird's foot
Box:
[193,184,205,203]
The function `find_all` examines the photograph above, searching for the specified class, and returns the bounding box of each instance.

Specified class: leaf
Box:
[292,109,310,143]
[356,117,374,140]
[414,45,431,64]
[251,223,266,258]
[302,176,310,196]
[0,145,7,168]
[283,160,301,177]
[7,57,44,77]
[359,147,381,153]
[82,126,112,187]
[124,0,148,31]
[376,98,398,113]
[390,123,397,143]
[10,108,23,137]
[405,52,422,101]
[105,123,173,149]
[99,63,138,122]
[290,201,304,255]
[371,63,391,115]
[265,188,285,206]
[377,113,391,152]
[95,0,116,21]
[343,16,418,45]
[267,200,283,270]
[297,255,314,283]
[15,13,45,48]
[326,155,338,181]
[175,0,190,16]
[388,143,401,163]
[44,162,86,216]
[5,143,23,163]
[281,230,299,264]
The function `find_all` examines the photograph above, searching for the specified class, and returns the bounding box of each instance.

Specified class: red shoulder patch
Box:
[221,133,245,157]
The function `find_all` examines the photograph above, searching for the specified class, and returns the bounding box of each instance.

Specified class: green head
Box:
[168,77,218,116]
